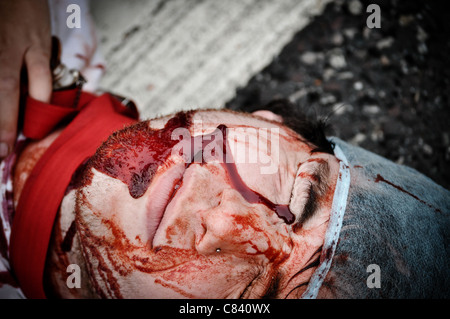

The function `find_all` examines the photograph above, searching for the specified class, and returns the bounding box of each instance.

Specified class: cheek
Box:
[162,187,293,264]
[78,216,259,298]
[77,192,257,298]
[198,207,292,262]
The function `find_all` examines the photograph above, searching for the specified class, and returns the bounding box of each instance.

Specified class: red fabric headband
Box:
[9,89,139,298]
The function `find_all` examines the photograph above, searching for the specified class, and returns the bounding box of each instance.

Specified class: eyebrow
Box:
[295,161,330,227]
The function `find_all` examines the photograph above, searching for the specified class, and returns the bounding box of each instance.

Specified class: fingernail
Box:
[0,142,10,158]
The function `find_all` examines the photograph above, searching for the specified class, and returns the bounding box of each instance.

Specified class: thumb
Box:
[25,46,52,103]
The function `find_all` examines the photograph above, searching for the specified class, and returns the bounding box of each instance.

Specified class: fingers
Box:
[0,45,52,159]
[25,46,52,103]
[0,0,52,159]
[0,48,22,158]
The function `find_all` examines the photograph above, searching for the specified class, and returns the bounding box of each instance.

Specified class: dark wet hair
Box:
[258,99,334,155]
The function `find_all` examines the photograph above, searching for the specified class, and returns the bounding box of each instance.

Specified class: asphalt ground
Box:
[226,0,450,189]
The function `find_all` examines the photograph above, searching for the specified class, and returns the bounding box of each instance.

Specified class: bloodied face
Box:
[75,109,340,298]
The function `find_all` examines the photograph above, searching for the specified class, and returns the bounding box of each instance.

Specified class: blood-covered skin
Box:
[13,129,62,208]
[71,109,340,298]
[14,108,340,298]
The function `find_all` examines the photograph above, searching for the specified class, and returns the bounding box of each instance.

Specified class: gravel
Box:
[226,0,450,189]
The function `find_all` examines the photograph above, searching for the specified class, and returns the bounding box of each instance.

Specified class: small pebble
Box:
[351,133,366,145]
[329,50,347,69]
[423,144,433,155]
[363,105,380,115]
[348,0,363,15]
[353,81,363,90]
[301,51,321,65]
[376,37,394,50]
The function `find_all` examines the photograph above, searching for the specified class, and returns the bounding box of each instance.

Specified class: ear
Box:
[251,110,283,123]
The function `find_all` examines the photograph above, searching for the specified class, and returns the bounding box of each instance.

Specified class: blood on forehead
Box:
[84,111,194,198]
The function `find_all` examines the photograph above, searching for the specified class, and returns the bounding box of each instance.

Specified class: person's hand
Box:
[0,0,52,159]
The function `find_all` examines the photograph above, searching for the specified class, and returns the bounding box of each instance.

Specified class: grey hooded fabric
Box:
[320,138,450,298]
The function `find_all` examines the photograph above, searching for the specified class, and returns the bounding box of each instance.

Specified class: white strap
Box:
[301,143,350,299]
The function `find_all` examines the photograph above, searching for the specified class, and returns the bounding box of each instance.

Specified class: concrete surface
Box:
[91,0,330,119]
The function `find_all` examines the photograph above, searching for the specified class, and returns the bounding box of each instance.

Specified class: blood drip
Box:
[215,125,295,224]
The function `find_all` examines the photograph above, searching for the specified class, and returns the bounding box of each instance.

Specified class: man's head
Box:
[63,105,340,298]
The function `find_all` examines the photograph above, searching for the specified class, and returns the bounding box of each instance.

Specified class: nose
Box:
[195,188,269,257]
